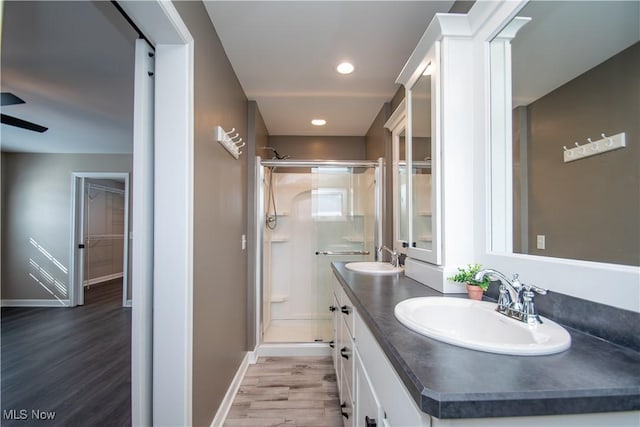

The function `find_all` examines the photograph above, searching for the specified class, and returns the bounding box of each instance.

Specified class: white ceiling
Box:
[203,1,454,136]
[1,1,137,153]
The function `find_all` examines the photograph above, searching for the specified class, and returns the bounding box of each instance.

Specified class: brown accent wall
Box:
[522,42,639,266]
[391,86,405,112]
[172,2,249,425]
[267,135,366,160]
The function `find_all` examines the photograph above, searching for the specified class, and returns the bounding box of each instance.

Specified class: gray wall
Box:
[522,42,639,266]
[268,135,366,160]
[1,153,132,300]
[172,2,249,426]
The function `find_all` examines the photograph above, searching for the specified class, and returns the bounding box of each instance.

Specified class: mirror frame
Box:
[385,101,408,254]
[473,0,639,312]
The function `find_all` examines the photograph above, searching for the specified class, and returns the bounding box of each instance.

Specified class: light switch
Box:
[536,235,545,250]
[241,234,247,250]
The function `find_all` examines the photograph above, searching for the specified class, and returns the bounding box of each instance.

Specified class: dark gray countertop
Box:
[331,262,640,419]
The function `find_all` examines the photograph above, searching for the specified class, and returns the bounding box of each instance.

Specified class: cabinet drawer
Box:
[338,286,356,339]
[340,316,354,392]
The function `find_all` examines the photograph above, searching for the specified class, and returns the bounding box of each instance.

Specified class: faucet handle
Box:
[523,283,547,295]
[511,274,521,288]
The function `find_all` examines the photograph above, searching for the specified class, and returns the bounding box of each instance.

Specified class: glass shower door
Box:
[311,166,376,342]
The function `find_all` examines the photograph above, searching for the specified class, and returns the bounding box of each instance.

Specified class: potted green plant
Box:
[448,263,490,300]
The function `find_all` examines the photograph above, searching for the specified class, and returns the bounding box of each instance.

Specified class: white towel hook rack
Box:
[216,125,244,159]
[563,132,626,163]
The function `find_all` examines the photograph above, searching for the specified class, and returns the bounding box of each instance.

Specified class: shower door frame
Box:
[255,158,384,349]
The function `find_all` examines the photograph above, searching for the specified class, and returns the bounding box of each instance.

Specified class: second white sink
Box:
[394,297,571,356]
[345,262,403,275]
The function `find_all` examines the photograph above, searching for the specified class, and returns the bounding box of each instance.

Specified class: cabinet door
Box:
[331,293,340,386]
[340,365,354,427]
[355,349,382,427]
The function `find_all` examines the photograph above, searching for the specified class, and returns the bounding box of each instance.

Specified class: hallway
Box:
[1,280,131,426]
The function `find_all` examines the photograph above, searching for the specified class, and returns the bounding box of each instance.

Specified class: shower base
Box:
[263,319,332,343]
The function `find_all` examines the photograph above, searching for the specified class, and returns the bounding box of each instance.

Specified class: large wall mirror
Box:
[490,0,639,267]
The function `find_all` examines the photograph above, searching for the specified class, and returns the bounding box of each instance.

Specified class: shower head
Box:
[261,146,290,160]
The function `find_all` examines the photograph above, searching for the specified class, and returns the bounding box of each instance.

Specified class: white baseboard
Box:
[257,343,331,358]
[1,299,70,307]
[83,272,123,287]
[210,350,255,427]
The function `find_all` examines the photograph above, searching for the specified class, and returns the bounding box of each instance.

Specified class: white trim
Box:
[209,351,256,427]
[83,272,124,287]
[384,101,406,131]
[257,343,331,358]
[119,2,195,425]
[130,37,155,427]
[2,299,70,307]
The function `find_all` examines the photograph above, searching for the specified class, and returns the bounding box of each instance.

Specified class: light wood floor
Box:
[224,356,342,427]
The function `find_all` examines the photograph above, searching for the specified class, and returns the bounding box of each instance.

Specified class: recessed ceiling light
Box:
[311,119,327,126]
[336,62,354,75]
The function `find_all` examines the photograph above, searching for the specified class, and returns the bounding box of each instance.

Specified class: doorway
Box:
[70,172,130,307]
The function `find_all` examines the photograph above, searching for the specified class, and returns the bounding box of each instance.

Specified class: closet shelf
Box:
[86,234,124,240]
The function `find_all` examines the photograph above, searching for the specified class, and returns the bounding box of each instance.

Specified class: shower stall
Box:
[257,158,382,345]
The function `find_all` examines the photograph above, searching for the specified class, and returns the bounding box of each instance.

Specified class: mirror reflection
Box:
[492,0,639,266]
[397,129,408,245]
[411,72,432,250]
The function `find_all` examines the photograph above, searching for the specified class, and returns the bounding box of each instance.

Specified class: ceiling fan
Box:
[1,92,48,133]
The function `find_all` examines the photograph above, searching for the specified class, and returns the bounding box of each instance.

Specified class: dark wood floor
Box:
[1,280,131,426]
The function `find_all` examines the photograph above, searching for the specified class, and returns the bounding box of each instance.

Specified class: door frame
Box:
[117,2,194,425]
[69,172,130,307]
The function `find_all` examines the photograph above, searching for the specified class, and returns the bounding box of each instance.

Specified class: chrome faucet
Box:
[474,269,547,324]
[379,246,399,268]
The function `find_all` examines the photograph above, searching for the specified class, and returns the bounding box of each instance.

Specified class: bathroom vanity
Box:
[330,262,640,427]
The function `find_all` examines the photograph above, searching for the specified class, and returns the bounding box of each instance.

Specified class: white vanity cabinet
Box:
[332,277,430,427]
[333,278,355,426]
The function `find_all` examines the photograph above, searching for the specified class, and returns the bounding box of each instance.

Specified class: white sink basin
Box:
[345,262,403,275]
[394,297,571,356]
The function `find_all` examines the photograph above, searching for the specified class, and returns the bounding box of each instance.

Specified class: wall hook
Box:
[563,132,626,163]
[215,125,244,159]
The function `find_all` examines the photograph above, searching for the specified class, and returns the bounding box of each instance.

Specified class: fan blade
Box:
[1,92,26,106]
[1,114,48,133]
